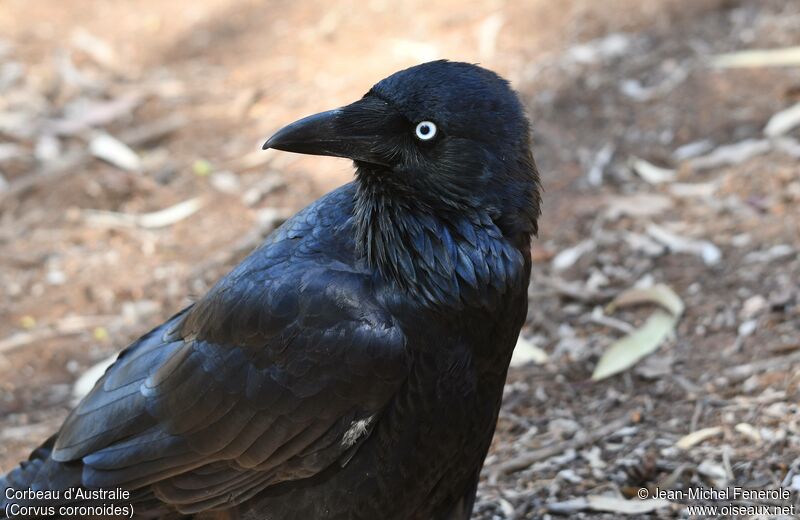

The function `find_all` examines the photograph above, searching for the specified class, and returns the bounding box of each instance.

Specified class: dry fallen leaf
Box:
[592,284,684,381]
[764,101,800,137]
[735,422,762,443]
[84,198,204,229]
[586,496,673,515]
[646,223,721,266]
[510,336,548,366]
[193,158,213,176]
[629,157,676,184]
[476,13,504,59]
[586,143,614,186]
[93,326,110,342]
[89,132,141,172]
[390,39,440,62]
[605,193,673,219]
[607,284,685,316]
[592,311,677,381]
[72,354,117,403]
[71,28,121,73]
[47,94,142,136]
[673,139,713,161]
[668,182,717,198]
[19,315,36,329]
[676,426,723,449]
[552,240,595,271]
[548,495,673,515]
[0,143,25,163]
[620,66,688,102]
[689,139,771,170]
[711,46,800,68]
[697,459,728,485]
[567,33,632,65]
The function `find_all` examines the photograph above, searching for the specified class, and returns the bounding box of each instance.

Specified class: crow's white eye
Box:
[414,121,437,141]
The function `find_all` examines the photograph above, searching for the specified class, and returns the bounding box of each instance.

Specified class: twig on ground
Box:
[0,315,117,354]
[494,414,632,475]
[0,115,187,205]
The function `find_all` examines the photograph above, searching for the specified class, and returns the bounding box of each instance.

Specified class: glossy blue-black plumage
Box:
[1,60,541,519]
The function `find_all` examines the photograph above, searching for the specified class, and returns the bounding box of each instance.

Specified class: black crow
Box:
[1,60,541,519]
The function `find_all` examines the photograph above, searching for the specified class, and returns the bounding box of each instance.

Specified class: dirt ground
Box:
[1,0,799,518]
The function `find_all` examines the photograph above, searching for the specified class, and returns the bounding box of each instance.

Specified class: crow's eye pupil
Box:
[415,121,437,141]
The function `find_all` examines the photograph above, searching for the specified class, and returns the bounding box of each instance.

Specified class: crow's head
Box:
[265,60,540,246]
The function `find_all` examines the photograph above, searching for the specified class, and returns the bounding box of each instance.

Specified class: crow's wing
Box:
[48,204,409,513]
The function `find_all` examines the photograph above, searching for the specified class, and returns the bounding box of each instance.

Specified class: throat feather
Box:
[353,179,522,308]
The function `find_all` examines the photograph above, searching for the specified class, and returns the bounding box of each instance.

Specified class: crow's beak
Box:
[262,96,399,167]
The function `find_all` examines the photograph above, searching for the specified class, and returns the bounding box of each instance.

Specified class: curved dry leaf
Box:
[510,336,548,366]
[71,28,120,72]
[675,426,722,450]
[734,423,761,443]
[593,285,684,380]
[630,157,676,184]
[764,102,800,137]
[592,310,678,381]
[89,132,141,172]
[84,198,203,229]
[73,354,117,402]
[607,284,685,317]
[552,240,595,271]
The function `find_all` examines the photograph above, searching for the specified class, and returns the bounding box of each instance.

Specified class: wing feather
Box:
[50,269,406,513]
[41,187,409,513]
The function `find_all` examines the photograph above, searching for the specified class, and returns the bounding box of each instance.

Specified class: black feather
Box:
[1,60,540,520]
